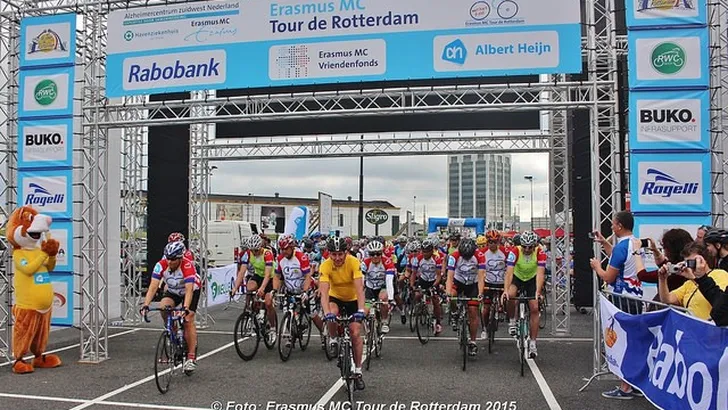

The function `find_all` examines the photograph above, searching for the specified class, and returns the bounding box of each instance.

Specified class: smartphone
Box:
[685,259,697,270]
[588,232,595,240]
[640,239,650,248]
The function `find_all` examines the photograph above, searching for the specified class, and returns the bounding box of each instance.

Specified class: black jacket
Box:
[695,274,728,327]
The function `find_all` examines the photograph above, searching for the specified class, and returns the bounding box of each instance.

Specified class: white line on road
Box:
[0,328,140,368]
[69,340,237,410]
[314,378,345,407]
[527,358,563,410]
[0,392,85,404]
[383,336,593,342]
[0,392,215,410]
[110,326,235,335]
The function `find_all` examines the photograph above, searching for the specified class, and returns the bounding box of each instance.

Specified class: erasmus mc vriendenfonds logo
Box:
[651,42,685,75]
[34,79,57,106]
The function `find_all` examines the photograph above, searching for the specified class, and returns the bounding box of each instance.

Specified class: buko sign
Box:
[106,0,582,97]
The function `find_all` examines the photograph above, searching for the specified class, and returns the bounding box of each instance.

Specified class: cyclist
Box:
[446,238,486,356]
[480,230,507,339]
[141,241,201,373]
[167,232,194,261]
[410,238,444,334]
[394,236,408,274]
[476,235,488,252]
[502,230,546,359]
[320,236,367,391]
[361,240,396,333]
[231,234,277,343]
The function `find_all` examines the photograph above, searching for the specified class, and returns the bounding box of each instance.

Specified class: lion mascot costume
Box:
[7,206,62,374]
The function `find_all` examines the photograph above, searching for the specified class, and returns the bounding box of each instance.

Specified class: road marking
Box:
[383,335,593,342]
[314,378,345,407]
[111,326,236,335]
[0,328,140,368]
[527,358,563,410]
[0,392,215,410]
[68,340,238,410]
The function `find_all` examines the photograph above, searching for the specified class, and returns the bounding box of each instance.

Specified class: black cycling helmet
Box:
[458,238,477,259]
[448,231,461,241]
[302,238,314,250]
[704,228,728,245]
[327,236,348,252]
[513,234,522,247]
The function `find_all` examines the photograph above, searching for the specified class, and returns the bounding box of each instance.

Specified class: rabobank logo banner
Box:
[599,294,728,410]
[18,169,73,220]
[630,152,710,213]
[20,13,76,68]
[629,90,709,151]
[628,28,708,89]
[18,118,73,169]
[18,66,75,118]
[625,0,706,28]
[105,0,582,96]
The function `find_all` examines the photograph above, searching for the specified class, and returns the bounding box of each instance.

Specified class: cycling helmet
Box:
[513,234,522,246]
[397,235,407,244]
[164,241,186,260]
[406,240,421,253]
[421,238,435,252]
[458,238,477,259]
[476,235,487,247]
[278,233,296,250]
[249,234,264,250]
[704,228,728,244]
[168,232,185,243]
[448,231,461,241]
[310,231,322,240]
[240,237,250,250]
[351,240,361,248]
[302,238,314,250]
[486,229,501,242]
[328,236,348,252]
[520,231,539,247]
[367,240,384,253]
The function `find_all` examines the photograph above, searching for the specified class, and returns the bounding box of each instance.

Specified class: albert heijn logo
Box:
[442,39,468,65]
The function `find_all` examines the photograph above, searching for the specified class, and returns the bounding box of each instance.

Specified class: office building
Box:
[447,154,512,228]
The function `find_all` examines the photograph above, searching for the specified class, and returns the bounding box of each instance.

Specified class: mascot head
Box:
[6,206,52,250]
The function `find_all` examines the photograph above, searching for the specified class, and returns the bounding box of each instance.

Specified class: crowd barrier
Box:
[586,290,728,410]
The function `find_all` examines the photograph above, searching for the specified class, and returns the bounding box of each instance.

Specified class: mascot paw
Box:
[41,239,60,257]
[33,354,62,368]
[12,360,34,374]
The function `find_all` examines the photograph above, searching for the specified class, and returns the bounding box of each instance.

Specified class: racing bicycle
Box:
[511,293,536,377]
[143,306,194,394]
[364,300,386,370]
[449,296,481,371]
[232,290,277,361]
[277,292,313,362]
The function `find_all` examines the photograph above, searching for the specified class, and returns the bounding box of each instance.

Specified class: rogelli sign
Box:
[365,209,388,225]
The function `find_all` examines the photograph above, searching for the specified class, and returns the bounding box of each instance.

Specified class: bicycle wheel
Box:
[263,307,277,350]
[278,312,294,362]
[416,304,431,345]
[154,331,173,394]
[461,311,469,371]
[365,317,376,370]
[340,342,355,403]
[324,333,338,361]
[538,297,546,330]
[488,306,497,354]
[298,311,312,351]
[519,320,527,377]
[408,300,416,333]
[234,312,260,361]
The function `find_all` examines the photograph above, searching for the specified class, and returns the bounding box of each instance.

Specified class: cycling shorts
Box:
[415,279,436,291]
[453,280,478,299]
[365,287,387,302]
[162,289,201,312]
[330,296,359,317]
[512,277,536,298]
[483,283,504,305]
[247,274,273,294]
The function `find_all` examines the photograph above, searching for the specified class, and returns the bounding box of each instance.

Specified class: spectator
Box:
[659,242,728,321]
[696,225,713,244]
[676,248,728,326]
[637,229,693,294]
[589,210,643,400]
[703,228,728,271]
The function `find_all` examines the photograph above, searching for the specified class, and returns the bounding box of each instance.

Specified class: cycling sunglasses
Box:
[487,240,498,244]
[369,252,382,257]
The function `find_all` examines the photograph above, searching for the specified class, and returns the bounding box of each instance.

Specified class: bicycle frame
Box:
[145,306,187,347]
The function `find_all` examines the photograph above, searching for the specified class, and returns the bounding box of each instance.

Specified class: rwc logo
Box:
[641,168,699,198]
[442,39,467,65]
[25,182,65,207]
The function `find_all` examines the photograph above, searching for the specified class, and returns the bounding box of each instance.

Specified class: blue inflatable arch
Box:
[427,218,486,235]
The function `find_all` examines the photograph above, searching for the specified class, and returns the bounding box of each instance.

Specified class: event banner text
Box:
[106,0,582,96]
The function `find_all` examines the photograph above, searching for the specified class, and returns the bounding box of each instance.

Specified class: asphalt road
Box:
[0,303,656,410]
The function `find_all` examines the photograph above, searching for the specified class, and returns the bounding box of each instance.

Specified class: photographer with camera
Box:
[657,242,728,321]
[635,230,693,296]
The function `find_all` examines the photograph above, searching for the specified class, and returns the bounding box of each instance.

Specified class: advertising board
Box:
[625,0,706,28]
[20,13,76,67]
[18,118,74,169]
[18,66,75,118]
[18,168,74,220]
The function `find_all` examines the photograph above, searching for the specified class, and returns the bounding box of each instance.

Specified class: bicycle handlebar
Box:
[141,306,186,323]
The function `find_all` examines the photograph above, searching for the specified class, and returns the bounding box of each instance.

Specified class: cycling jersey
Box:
[236,249,249,265]
[152,258,200,296]
[447,250,486,285]
[361,257,395,299]
[276,250,311,293]
[394,245,407,271]
[319,254,363,302]
[412,253,443,282]
[483,247,507,285]
[506,246,547,282]
[247,249,274,278]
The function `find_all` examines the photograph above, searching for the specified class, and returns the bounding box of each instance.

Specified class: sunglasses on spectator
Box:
[370,252,382,257]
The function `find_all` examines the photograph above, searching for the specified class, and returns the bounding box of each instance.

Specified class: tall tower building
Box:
[447,154,512,228]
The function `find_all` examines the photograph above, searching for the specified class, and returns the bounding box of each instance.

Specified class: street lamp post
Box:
[524,176,534,231]
[515,195,525,230]
[542,193,549,218]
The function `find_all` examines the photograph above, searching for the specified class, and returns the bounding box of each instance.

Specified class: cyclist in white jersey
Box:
[410,238,444,334]
[361,240,396,333]
[480,230,507,339]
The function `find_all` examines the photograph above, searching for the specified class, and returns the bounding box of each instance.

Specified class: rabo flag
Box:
[284,206,309,240]
[599,294,728,410]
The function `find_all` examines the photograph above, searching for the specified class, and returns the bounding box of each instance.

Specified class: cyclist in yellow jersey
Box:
[319,236,366,391]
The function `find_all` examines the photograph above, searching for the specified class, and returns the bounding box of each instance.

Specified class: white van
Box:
[207,220,257,266]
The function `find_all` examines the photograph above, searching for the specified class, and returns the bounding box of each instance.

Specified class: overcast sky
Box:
[210,152,550,222]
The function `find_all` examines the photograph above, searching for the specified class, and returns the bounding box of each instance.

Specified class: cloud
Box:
[210,153,550,222]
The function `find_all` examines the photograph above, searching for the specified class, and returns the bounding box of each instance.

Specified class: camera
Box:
[667,263,681,275]
[588,231,596,240]
[640,239,650,248]
[685,259,697,270]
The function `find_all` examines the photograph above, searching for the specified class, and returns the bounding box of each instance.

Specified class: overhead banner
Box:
[105,0,583,96]
[18,118,74,169]
[18,169,74,219]
[625,0,706,28]
[628,27,708,89]
[20,13,77,68]
[628,90,709,151]
[18,66,75,118]
[599,294,728,410]
[629,152,710,213]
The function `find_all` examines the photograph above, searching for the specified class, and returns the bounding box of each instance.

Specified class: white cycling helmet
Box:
[366,240,384,253]
[248,234,264,250]
[520,231,539,247]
